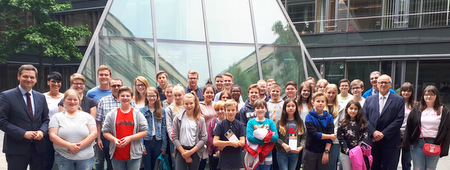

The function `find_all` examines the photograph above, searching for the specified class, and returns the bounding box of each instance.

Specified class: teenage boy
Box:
[257,80,270,102]
[267,83,284,123]
[156,70,169,101]
[266,79,276,93]
[214,74,224,94]
[185,70,204,101]
[87,65,112,103]
[240,84,269,125]
[213,100,246,170]
[337,79,353,107]
[350,79,365,107]
[283,81,298,101]
[214,73,243,102]
[303,92,336,170]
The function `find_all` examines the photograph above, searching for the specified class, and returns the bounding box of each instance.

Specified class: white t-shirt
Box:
[180,114,198,147]
[421,108,441,138]
[49,111,96,160]
[44,93,64,119]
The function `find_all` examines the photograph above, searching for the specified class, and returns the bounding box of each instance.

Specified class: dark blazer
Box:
[0,87,49,155]
[402,106,450,157]
[363,93,405,147]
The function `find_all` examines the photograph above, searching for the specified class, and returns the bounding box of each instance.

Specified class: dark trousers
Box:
[372,141,401,170]
[6,143,44,170]
[208,154,220,170]
[143,138,163,170]
[302,149,329,170]
[44,135,55,170]
[95,133,112,170]
[271,147,279,170]
[175,150,200,170]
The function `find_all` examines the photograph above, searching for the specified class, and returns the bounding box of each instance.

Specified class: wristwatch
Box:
[324,149,330,153]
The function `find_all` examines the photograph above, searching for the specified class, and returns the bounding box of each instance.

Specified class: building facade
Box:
[284,0,450,105]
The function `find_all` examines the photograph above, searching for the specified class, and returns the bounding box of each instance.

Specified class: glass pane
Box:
[252,0,297,45]
[158,42,209,87]
[98,38,156,87]
[325,61,345,85]
[81,48,97,91]
[102,0,152,38]
[205,0,255,43]
[260,45,305,90]
[381,61,392,75]
[405,60,417,100]
[417,60,450,107]
[210,45,258,100]
[154,0,205,41]
[347,61,379,91]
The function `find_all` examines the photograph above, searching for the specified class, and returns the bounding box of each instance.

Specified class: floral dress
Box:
[337,120,368,154]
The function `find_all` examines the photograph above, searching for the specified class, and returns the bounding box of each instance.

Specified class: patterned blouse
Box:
[337,120,368,154]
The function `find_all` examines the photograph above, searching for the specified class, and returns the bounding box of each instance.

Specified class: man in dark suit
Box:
[363,74,404,170]
[0,64,49,170]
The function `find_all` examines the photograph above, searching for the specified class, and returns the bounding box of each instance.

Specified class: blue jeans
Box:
[276,151,299,170]
[143,138,163,170]
[96,134,113,170]
[329,144,340,170]
[411,139,440,170]
[255,164,271,170]
[54,152,94,170]
[111,158,141,170]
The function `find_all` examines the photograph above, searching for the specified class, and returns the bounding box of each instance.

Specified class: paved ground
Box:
[0,130,449,169]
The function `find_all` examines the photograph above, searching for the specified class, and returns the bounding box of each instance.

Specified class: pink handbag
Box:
[349,142,373,170]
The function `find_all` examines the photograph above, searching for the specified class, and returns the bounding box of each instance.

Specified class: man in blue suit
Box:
[0,64,49,170]
[363,74,404,170]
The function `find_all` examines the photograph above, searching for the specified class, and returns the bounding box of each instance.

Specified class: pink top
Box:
[200,101,217,128]
[420,108,441,138]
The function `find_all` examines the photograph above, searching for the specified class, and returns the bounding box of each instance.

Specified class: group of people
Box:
[0,64,449,170]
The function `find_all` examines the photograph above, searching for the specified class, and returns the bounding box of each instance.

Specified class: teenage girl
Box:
[337,100,368,170]
[276,98,306,170]
[166,85,186,163]
[324,84,344,170]
[140,87,167,170]
[207,101,225,170]
[134,76,150,108]
[172,92,208,170]
[296,82,313,122]
[199,85,217,170]
[399,82,415,170]
[162,84,174,109]
[315,79,329,93]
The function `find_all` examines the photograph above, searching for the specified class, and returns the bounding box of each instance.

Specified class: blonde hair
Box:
[214,101,225,111]
[134,76,150,105]
[63,89,82,110]
[316,79,329,91]
[324,84,339,118]
[224,99,238,110]
[98,65,111,75]
[70,73,86,85]
[172,85,185,114]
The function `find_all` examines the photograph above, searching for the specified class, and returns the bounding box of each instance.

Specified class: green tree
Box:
[0,0,91,89]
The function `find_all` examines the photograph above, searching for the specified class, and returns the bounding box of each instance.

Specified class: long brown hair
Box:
[400,82,415,110]
[278,99,305,136]
[419,85,442,115]
[184,91,203,123]
[296,82,313,113]
[145,87,162,119]
[340,100,367,130]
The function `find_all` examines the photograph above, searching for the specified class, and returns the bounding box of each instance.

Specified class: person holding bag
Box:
[402,85,450,170]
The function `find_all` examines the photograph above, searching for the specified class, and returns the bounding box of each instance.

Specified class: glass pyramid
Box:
[78,0,321,96]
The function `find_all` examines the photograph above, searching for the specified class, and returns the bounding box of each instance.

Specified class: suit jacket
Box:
[363,93,404,147]
[0,87,49,155]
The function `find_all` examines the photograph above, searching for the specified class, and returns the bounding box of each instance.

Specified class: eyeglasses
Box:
[378,81,391,85]
[110,85,122,88]
[188,77,198,80]
[351,87,361,90]
[50,80,61,84]
[72,83,85,86]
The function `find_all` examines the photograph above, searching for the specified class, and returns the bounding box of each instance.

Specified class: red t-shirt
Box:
[113,108,135,160]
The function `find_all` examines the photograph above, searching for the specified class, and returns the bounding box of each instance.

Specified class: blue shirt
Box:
[86,87,111,103]
[185,86,204,101]
[362,88,396,98]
